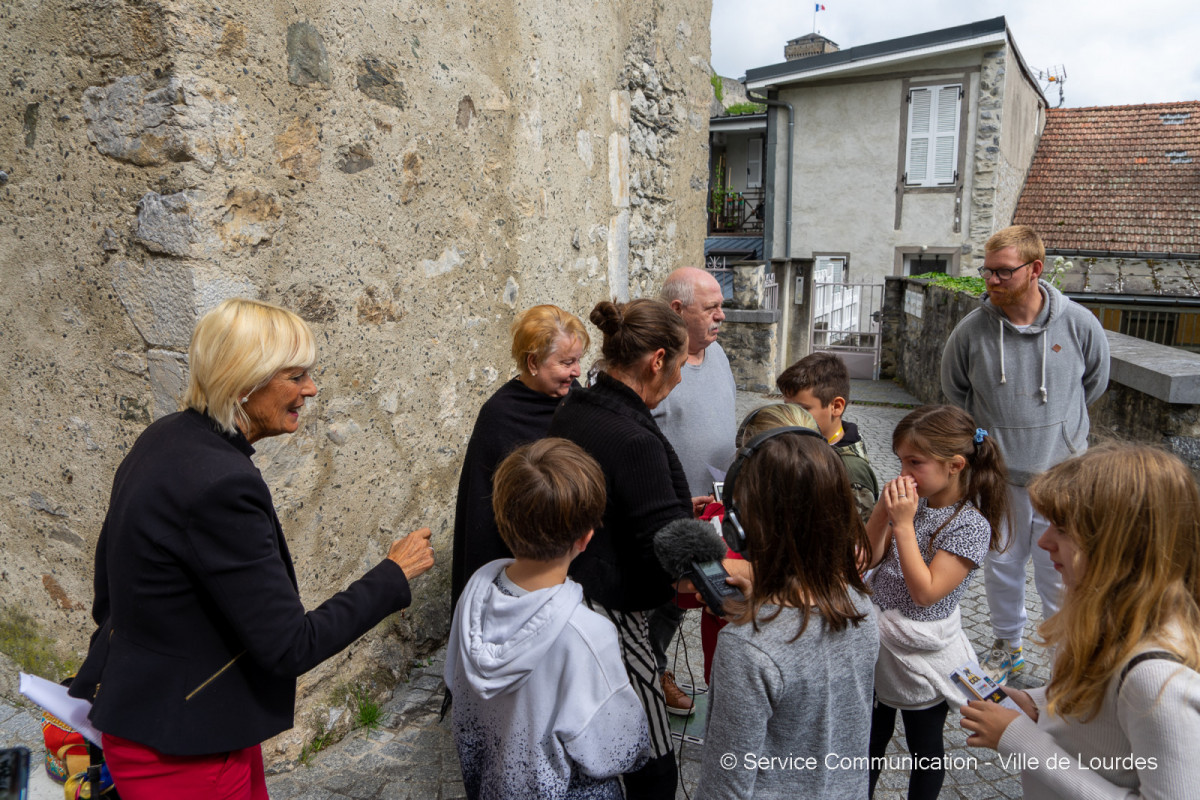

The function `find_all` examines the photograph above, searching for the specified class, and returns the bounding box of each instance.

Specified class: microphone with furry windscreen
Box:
[653,518,745,617]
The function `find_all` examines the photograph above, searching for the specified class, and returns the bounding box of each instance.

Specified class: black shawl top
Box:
[450,377,572,609]
[548,371,692,612]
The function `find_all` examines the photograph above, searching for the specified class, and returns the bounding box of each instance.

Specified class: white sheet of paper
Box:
[18,672,103,746]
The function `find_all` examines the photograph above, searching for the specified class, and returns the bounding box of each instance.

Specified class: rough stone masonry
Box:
[0,0,712,763]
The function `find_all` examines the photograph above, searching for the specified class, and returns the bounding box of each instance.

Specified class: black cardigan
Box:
[69,409,412,755]
[548,372,692,612]
[450,377,572,609]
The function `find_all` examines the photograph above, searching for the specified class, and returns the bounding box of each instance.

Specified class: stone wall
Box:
[0,0,711,763]
[965,44,1044,273]
[967,48,1010,270]
[1090,383,1200,473]
[721,309,779,393]
[879,277,977,403]
[881,278,1200,475]
[720,262,779,392]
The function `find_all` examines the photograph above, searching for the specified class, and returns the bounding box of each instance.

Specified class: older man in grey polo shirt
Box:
[649,266,738,714]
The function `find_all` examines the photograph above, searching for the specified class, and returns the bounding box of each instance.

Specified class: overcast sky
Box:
[710,0,1200,109]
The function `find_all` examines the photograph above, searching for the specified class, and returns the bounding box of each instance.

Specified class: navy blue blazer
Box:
[70,409,412,755]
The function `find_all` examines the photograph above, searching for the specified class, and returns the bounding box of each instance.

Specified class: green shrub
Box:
[709,74,724,103]
[725,102,766,115]
[909,272,986,296]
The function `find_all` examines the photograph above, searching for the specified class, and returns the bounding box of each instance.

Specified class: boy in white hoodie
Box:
[445,437,651,800]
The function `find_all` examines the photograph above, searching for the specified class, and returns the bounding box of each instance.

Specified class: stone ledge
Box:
[1107,330,1200,404]
[724,308,780,323]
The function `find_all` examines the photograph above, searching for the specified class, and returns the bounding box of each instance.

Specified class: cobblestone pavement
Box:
[3,385,1047,799]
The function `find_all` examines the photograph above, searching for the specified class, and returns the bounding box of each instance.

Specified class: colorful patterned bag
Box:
[40,711,87,784]
[40,711,118,799]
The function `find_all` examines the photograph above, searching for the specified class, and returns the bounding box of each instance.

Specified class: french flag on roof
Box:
[815,3,826,10]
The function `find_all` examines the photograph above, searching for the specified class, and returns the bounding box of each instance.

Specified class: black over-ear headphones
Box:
[721,425,825,555]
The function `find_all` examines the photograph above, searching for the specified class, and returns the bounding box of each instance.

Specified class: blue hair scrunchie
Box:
[974,428,988,444]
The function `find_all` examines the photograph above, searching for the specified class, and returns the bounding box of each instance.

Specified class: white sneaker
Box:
[981,638,1025,686]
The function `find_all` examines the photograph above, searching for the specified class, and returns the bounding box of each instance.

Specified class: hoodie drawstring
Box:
[998,317,1048,404]
[998,319,1007,385]
[1039,330,1048,404]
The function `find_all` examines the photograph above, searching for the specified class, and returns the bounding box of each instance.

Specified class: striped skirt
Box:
[586,600,674,759]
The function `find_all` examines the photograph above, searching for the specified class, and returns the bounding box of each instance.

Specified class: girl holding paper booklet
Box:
[960,444,1200,799]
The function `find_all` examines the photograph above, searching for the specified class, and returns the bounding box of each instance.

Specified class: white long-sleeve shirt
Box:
[997,655,1200,799]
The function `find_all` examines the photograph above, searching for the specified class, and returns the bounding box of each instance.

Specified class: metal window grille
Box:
[1118,309,1178,345]
[1081,302,1200,353]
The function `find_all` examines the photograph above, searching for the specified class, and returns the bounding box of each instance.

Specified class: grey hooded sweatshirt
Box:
[445,560,650,800]
[941,279,1110,485]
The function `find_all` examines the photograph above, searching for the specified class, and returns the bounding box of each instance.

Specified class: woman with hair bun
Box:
[548,298,693,799]
[961,443,1200,799]
[451,305,589,610]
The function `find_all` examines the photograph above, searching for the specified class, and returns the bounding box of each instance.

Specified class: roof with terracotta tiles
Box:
[1013,101,1200,254]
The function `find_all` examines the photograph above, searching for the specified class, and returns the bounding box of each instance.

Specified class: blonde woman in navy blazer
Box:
[70,298,435,800]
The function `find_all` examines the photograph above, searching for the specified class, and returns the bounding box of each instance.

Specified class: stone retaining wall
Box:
[722,309,780,393]
[879,277,977,404]
[720,262,779,392]
[881,277,1200,475]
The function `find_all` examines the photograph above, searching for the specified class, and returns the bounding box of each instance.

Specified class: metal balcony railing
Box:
[707,186,764,235]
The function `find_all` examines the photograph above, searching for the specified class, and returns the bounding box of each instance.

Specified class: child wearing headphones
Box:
[865,405,1009,799]
[696,427,879,799]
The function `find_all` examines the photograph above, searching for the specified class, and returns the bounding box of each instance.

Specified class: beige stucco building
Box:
[710,17,1047,384]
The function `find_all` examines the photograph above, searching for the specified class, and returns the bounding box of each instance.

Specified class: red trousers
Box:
[101,733,269,800]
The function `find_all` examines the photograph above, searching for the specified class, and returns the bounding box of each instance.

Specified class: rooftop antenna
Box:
[1035,65,1067,108]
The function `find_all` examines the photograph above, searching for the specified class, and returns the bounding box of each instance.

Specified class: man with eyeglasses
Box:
[941,225,1110,686]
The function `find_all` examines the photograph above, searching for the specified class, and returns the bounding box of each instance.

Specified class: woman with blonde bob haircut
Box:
[184,297,317,435]
[69,297,435,800]
[962,443,1200,799]
[452,304,590,610]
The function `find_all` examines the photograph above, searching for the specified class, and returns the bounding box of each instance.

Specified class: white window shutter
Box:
[747,137,763,188]
[906,84,960,186]
[906,88,932,185]
[932,85,960,184]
